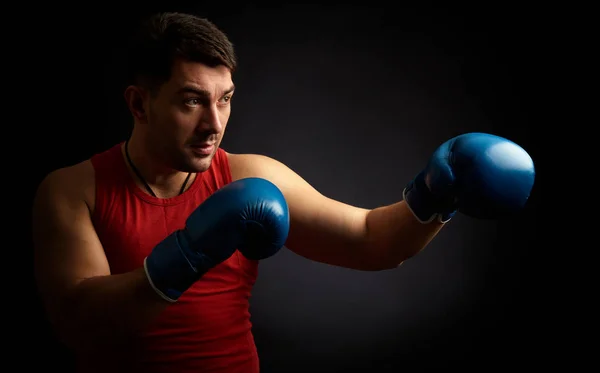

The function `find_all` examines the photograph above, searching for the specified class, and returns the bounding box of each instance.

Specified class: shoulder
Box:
[34,159,96,214]
[225,151,290,181]
[224,151,323,204]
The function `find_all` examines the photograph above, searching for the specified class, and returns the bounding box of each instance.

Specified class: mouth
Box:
[189,142,215,156]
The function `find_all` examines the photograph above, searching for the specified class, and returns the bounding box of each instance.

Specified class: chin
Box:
[183,144,217,172]
[190,153,216,173]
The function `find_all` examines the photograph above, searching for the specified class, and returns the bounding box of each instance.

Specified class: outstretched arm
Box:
[227,153,444,270]
[226,132,535,271]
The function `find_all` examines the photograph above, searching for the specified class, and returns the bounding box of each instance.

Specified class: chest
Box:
[93,193,258,289]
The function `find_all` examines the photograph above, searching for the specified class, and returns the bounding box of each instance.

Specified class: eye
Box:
[185,98,201,107]
[219,95,232,104]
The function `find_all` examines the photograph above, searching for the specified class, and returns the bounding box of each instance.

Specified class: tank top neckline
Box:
[116,141,204,206]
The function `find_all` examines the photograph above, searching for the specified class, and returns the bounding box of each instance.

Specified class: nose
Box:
[198,105,223,134]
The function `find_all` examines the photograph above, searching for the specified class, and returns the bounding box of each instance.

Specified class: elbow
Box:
[44,300,94,353]
[50,306,123,356]
[39,289,109,355]
[39,307,86,354]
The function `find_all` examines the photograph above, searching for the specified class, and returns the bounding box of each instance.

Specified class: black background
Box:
[16,4,554,372]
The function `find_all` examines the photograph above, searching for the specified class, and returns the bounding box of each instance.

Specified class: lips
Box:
[191,142,215,149]
[190,142,215,156]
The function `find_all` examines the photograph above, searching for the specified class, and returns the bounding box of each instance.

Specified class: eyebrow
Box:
[178,84,235,97]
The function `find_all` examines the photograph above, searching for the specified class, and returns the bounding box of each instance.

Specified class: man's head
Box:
[124,12,237,173]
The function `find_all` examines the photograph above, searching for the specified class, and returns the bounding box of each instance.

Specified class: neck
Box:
[122,131,194,198]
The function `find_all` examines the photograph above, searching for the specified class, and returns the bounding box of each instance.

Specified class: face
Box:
[130,58,235,173]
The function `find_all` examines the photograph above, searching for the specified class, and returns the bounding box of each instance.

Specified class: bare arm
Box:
[32,162,169,354]
[227,153,445,271]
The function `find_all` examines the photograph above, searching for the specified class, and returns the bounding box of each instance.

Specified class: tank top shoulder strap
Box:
[90,142,126,183]
[89,142,127,223]
[211,147,233,187]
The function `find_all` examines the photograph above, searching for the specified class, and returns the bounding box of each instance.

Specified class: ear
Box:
[124,85,149,123]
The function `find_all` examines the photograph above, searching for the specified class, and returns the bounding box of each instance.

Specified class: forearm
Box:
[50,268,169,353]
[364,200,445,269]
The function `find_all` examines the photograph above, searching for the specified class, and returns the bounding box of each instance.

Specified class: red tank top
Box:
[88,143,259,373]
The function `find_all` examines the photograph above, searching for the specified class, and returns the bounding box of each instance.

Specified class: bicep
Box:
[228,153,369,266]
[32,168,110,316]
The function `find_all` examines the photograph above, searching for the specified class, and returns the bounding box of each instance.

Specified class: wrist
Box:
[144,230,209,302]
[403,171,457,224]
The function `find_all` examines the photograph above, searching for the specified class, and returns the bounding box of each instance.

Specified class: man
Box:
[31,12,535,373]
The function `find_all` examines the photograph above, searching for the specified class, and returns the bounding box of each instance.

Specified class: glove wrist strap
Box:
[403,172,456,224]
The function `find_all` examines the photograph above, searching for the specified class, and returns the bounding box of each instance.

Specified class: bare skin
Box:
[32,58,445,358]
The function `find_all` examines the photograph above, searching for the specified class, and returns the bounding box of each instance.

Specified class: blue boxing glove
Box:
[403,132,535,223]
[144,177,290,302]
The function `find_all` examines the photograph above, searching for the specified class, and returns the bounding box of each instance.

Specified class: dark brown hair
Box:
[126,12,237,93]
